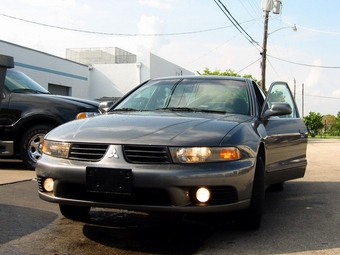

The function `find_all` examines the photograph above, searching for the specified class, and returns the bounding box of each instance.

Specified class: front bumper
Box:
[36,154,256,213]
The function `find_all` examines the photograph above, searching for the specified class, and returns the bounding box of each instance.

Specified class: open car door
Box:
[261,81,308,185]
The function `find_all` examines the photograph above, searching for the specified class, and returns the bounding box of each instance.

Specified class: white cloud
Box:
[136,15,170,54]
[304,59,322,88]
[332,89,340,97]
[138,0,176,9]
[21,0,86,9]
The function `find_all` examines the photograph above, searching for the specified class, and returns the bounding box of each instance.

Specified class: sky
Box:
[1,0,340,116]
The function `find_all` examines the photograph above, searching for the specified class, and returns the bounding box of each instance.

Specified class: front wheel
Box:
[267,182,285,192]
[237,156,265,230]
[20,124,55,170]
[59,204,91,221]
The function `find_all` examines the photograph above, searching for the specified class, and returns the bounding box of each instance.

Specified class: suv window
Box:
[5,69,50,94]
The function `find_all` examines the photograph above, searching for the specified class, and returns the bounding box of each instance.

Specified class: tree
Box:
[268,90,285,102]
[303,112,324,137]
[328,112,340,136]
[323,114,336,134]
[202,68,261,86]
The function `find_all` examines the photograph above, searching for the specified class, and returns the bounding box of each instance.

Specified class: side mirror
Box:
[261,102,292,119]
[99,101,114,114]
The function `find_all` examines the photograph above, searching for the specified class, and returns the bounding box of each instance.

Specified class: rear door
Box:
[262,82,308,178]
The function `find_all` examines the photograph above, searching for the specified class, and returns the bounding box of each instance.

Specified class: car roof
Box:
[150,75,251,82]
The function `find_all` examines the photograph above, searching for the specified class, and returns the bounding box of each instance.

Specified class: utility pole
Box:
[293,78,296,99]
[261,10,269,91]
[261,0,282,90]
[302,83,304,117]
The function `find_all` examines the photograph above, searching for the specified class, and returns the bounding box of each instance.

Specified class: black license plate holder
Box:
[86,167,132,195]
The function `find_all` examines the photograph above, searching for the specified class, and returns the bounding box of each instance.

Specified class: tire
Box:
[267,182,285,192]
[238,156,265,230]
[59,204,90,221]
[20,124,55,170]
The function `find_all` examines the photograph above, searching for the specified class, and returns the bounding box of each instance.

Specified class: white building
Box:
[0,40,194,101]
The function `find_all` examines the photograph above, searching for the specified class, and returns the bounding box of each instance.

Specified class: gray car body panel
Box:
[36,76,307,215]
[47,112,253,146]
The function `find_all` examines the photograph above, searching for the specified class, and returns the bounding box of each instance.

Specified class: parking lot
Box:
[1,139,340,254]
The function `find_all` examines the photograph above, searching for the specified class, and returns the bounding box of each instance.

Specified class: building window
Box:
[48,84,71,96]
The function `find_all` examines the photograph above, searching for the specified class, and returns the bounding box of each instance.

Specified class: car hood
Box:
[8,92,100,109]
[47,111,252,146]
[54,95,99,108]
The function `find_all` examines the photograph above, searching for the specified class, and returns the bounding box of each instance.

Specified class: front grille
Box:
[37,177,44,192]
[209,186,238,205]
[69,143,108,161]
[123,145,172,163]
[192,186,238,205]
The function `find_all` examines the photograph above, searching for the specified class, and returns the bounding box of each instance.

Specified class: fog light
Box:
[43,178,54,192]
[195,187,210,203]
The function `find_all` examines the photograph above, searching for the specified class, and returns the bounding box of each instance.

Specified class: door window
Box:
[266,82,299,118]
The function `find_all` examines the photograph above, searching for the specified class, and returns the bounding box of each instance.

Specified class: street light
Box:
[268,24,297,36]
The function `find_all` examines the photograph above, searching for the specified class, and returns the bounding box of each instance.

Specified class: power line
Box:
[237,58,261,73]
[213,0,261,51]
[282,20,340,35]
[239,0,263,28]
[266,57,281,77]
[184,32,243,68]
[184,21,258,69]
[300,93,340,100]
[268,55,340,69]
[0,12,255,37]
[3,9,338,71]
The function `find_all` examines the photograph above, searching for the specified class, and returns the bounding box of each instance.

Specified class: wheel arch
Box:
[13,116,61,154]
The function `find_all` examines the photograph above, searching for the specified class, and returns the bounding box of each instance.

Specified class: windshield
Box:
[114,78,250,115]
[5,69,50,94]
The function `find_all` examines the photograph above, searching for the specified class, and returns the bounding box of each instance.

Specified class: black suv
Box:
[0,69,107,169]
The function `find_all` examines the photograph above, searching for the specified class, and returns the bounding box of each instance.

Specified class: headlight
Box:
[41,140,70,158]
[76,112,99,119]
[169,147,241,163]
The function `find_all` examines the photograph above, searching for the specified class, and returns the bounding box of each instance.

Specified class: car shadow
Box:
[0,204,58,245]
[82,210,225,255]
[81,181,340,254]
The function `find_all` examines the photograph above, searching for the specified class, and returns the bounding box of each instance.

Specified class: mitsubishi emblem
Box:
[108,148,119,159]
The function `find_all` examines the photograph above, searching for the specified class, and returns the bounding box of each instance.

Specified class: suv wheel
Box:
[20,124,55,170]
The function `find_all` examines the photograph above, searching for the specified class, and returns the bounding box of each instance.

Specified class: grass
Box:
[309,135,340,139]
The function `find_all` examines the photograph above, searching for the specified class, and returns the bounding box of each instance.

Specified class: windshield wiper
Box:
[197,109,227,114]
[112,108,140,112]
[158,107,226,114]
[166,107,195,112]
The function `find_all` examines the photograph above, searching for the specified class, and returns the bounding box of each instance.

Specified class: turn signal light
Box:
[220,148,241,160]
